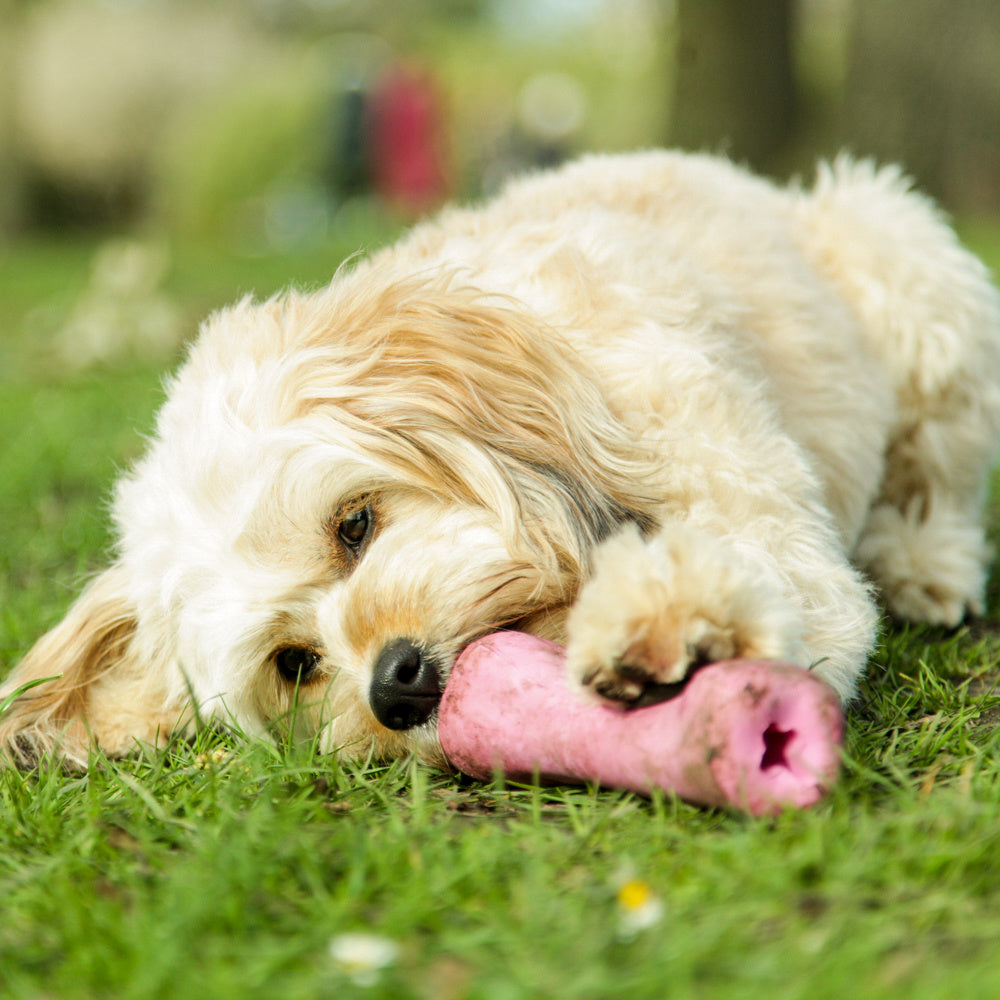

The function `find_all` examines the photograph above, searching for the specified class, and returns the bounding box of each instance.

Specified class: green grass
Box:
[2,230,1000,1000]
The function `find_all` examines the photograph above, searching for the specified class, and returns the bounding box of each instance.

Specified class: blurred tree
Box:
[670,0,797,170]
[0,0,24,234]
[843,0,1000,212]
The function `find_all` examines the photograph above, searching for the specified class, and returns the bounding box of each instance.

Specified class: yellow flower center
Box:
[618,879,653,910]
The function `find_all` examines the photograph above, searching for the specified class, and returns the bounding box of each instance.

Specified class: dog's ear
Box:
[0,565,183,767]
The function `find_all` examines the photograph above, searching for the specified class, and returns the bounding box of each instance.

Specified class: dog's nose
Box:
[369,638,442,730]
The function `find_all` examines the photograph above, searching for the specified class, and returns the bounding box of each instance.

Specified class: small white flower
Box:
[329,933,399,986]
[616,877,665,938]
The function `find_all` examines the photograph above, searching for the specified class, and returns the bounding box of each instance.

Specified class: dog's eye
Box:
[274,646,320,684]
[338,505,372,552]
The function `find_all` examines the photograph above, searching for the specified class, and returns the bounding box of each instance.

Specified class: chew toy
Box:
[438,631,843,815]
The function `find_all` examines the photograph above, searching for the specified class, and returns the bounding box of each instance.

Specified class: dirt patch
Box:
[970,702,1000,730]
[961,618,1000,643]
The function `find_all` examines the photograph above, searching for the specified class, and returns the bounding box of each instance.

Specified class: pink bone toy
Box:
[438,631,844,816]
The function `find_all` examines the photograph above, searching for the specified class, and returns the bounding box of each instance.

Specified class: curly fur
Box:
[3,150,999,768]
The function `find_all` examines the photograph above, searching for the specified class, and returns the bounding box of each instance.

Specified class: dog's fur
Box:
[3,150,1000,768]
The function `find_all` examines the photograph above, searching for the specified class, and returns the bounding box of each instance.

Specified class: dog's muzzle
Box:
[369,638,442,730]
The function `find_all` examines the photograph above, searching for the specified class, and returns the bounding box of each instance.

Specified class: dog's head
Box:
[0,268,653,767]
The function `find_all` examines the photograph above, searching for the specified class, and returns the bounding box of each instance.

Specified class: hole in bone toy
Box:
[760,724,794,771]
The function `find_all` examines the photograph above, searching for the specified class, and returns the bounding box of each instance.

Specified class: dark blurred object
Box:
[670,0,797,171]
[843,0,1000,213]
[327,85,371,200]
[23,169,144,232]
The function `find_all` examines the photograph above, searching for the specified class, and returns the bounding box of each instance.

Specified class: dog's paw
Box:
[577,613,741,705]
[856,502,990,628]
[566,524,801,705]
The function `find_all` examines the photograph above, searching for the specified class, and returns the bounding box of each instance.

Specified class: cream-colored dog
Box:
[3,150,999,768]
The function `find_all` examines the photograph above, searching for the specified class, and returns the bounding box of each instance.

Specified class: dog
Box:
[3,150,999,769]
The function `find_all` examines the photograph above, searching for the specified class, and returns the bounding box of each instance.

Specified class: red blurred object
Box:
[367,63,450,216]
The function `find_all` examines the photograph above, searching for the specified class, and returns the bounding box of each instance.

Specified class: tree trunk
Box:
[843,0,1000,212]
[0,0,24,234]
[670,0,797,170]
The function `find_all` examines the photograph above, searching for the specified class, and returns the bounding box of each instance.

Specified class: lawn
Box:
[2,225,1000,1000]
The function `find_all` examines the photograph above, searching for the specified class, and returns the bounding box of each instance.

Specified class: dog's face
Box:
[125,468,564,765]
[0,269,653,766]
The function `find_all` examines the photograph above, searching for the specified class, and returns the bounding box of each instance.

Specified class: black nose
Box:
[369,638,442,731]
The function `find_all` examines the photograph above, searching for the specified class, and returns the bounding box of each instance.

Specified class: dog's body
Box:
[3,150,999,767]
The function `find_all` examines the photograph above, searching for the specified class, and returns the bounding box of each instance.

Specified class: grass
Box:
[2,227,1000,1000]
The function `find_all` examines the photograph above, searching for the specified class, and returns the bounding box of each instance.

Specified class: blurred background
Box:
[1,0,999,369]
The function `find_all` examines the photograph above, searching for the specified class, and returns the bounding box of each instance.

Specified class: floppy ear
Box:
[0,566,184,768]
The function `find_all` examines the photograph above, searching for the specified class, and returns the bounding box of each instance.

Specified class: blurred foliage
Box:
[0,0,672,245]
[1,0,999,244]
[153,50,330,242]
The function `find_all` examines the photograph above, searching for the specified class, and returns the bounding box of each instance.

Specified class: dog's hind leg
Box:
[800,157,1000,625]
[855,383,1000,626]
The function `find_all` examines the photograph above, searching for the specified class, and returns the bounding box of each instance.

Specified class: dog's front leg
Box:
[565,517,875,705]
[565,523,803,703]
